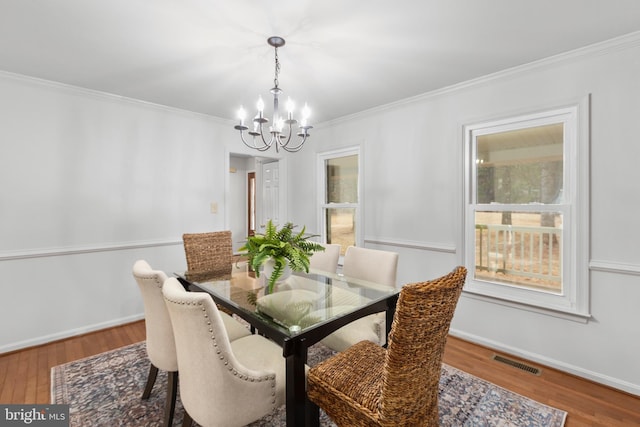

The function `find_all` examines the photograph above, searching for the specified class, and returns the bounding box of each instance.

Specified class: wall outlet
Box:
[210,202,218,214]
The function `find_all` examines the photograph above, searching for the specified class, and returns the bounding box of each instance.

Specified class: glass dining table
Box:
[176,262,399,427]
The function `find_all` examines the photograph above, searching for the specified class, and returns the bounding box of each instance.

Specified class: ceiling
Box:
[2,1,640,124]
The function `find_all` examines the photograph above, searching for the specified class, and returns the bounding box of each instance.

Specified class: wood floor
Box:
[1,320,638,426]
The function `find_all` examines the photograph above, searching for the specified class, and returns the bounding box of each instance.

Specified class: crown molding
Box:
[0,69,230,124]
[320,31,640,127]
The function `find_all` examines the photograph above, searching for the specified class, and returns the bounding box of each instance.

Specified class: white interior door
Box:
[261,160,281,229]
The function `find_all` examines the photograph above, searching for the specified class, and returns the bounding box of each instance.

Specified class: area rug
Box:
[51,341,566,426]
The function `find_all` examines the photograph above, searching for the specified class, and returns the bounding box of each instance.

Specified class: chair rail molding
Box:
[589,259,640,276]
[363,236,456,254]
[0,238,183,261]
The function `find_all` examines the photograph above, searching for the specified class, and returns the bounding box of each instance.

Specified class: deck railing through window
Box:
[475,223,562,292]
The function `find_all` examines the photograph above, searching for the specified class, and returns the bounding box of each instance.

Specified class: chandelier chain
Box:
[274,46,280,89]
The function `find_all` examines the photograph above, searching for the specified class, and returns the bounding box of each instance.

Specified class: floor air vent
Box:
[492,354,541,376]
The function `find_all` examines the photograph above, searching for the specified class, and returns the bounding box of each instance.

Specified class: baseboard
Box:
[0,313,145,354]
[449,328,640,397]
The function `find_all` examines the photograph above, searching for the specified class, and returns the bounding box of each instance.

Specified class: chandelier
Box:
[234,36,312,153]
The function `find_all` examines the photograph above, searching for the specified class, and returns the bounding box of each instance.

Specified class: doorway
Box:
[228,154,287,253]
[247,171,255,236]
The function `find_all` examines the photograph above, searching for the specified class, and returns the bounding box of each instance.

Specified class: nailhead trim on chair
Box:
[164,289,279,408]
[136,271,164,288]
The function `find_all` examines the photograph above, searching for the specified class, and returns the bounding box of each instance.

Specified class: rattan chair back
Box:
[182,230,233,276]
[380,265,467,425]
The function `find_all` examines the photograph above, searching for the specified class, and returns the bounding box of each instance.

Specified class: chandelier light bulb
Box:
[256,97,265,115]
[302,102,311,120]
[238,106,246,126]
[286,97,295,119]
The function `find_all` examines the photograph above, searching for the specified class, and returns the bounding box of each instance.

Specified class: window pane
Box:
[475,211,562,293]
[476,124,564,204]
[326,208,356,255]
[325,155,358,203]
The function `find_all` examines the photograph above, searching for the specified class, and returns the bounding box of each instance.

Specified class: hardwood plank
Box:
[36,345,50,404]
[63,338,83,364]
[23,348,39,403]
[0,353,19,403]
[10,352,28,403]
[0,354,11,402]
[0,349,8,396]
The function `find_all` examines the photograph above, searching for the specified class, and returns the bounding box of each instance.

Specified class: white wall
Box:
[288,34,640,395]
[0,72,247,352]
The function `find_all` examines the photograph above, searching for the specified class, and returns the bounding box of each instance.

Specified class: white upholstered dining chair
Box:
[162,277,288,427]
[320,246,399,352]
[132,260,178,427]
[133,260,251,427]
[309,243,341,273]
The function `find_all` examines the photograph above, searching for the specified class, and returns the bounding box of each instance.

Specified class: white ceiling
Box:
[2,1,640,124]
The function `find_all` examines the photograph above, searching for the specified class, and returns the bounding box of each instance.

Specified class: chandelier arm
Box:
[255,142,273,152]
[258,123,278,149]
[240,131,266,151]
[253,135,273,152]
[277,124,294,148]
[240,128,275,152]
[280,133,309,152]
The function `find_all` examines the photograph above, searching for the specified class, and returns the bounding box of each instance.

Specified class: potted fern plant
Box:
[239,220,325,293]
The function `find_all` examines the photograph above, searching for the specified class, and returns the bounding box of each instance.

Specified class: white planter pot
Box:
[262,258,292,291]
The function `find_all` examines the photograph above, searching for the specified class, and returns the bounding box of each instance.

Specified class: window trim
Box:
[317,146,362,257]
[462,97,591,320]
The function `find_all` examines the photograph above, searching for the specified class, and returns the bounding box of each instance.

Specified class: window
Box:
[464,101,590,319]
[318,147,361,257]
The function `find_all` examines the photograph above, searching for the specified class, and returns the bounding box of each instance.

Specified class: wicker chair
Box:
[307,266,467,427]
[182,230,233,277]
[321,246,399,351]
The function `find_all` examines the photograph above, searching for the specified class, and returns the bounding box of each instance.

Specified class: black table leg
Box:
[285,339,310,427]
[385,293,399,347]
[306,399,320,427]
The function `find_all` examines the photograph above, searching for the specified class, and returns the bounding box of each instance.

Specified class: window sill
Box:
[461,289,592,323]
